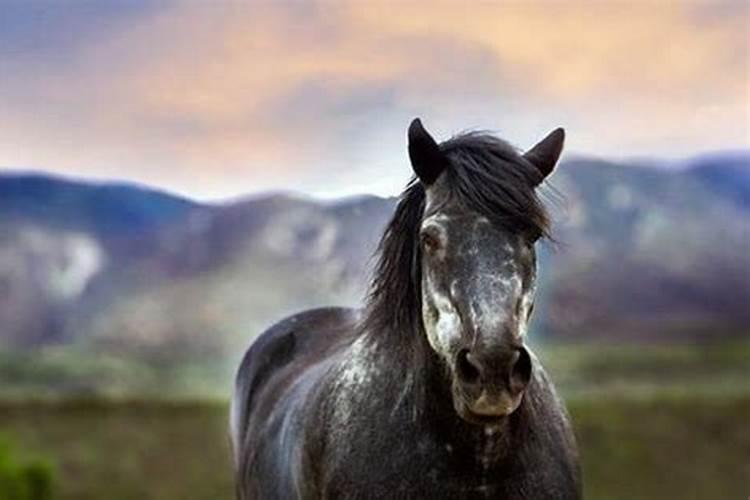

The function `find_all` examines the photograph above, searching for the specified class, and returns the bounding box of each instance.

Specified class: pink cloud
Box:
[0,1,747,199]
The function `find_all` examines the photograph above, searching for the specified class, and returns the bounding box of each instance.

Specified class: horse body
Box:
[233,308,579,499]
[232,119,582,499]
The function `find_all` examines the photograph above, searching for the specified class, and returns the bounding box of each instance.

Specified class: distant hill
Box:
[0,152,748,395]
[538,154,750,341]
[683,151,750,208]
[0,173,199,234]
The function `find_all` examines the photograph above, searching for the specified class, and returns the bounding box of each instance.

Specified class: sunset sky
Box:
[1,1,748,199]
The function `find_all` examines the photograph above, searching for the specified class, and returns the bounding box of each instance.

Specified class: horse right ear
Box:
[408,118,449,185]
[523,128,565,183]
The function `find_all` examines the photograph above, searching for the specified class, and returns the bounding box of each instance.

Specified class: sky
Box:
[0,1,748,200]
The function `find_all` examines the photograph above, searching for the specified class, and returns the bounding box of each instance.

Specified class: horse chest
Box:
[320,424,513,499]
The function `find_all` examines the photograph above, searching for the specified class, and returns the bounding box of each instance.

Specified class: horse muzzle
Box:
[451,344,532,423]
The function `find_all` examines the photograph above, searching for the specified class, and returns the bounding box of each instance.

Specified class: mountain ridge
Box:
[0,152,747,358]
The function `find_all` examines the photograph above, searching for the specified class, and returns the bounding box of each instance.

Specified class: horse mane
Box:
[360,131,551,347]
[360,180,426,343]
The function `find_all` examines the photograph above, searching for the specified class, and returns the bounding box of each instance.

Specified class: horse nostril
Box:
[509,346,532,393]
[456,349,482,385]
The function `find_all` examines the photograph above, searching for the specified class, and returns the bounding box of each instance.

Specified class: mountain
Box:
[0,173,198,234]
[0,177,393,354]
[683,151,750,209]
[538,155,750,341]
[0,153,748,395]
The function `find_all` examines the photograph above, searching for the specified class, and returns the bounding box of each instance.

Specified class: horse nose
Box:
[455,345,532,394]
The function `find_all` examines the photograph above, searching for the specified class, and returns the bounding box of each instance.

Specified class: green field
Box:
[1,395,748,499]
[0,342,748,499]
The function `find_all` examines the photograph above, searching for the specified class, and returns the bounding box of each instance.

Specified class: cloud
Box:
[0,1,747,199]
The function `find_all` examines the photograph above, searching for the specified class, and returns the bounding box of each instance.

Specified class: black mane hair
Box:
[361,180,426,343]
[361,131,551,344]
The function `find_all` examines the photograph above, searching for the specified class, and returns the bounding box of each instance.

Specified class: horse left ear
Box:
[408,118,450,185]
[524,128,565,183]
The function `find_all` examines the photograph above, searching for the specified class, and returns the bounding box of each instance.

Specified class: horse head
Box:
[408,118,564,425]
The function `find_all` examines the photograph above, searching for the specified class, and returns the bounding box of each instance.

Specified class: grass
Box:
[0,401,232,500]
[0,393,748,500]
[0,341,748,499]
[0,434,54,500]
[572,393,750,500]
[0,348,236,401]
[537,340,750,399]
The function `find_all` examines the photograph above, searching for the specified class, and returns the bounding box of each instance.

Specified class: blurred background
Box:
[0,1,748,499]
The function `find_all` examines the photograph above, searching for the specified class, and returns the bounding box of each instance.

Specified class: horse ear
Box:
[408,118,449,185]
[524,128,565,183]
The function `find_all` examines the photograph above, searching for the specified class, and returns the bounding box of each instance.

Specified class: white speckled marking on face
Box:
[421,213,462,360]
[421,213,452,226]
[423,283,462,359]
[469,274,521,332]
[421,208,538,359]
[517,282,536,338]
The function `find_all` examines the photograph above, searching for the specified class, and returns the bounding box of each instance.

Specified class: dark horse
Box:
[231,119,581,499]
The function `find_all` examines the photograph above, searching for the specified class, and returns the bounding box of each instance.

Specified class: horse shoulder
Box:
[230,306,359,497]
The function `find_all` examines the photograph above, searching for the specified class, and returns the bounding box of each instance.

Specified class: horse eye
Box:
[420,232,441,253]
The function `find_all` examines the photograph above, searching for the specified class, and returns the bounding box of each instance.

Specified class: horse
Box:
[230,118,582,499]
